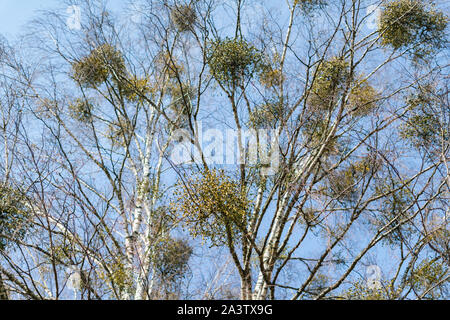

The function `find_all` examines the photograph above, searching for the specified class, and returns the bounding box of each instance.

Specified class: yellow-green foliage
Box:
[343,280,401,300]
[120,75,153,102]
[170,4,197,32]
[207,38,262,85]
[399,106,447,151]
[155,52,185,80]
[154,238,192,281]
[303,273,330,298]
[426,214,449,256]
[294,0,327,12]
[404,85,438,111]
[409,259,448,298]
[249,99,284,128]
[259,64,284,88]
[72,44,126,88]
[49,240,75,265]
[0,185,30,250]
[344,281,385,300]
[399,113,442,149]
[68,98,93,122]
[327,157,374,202]
[98,257,131,293]
[375,180,413,215]
[168,83,195,116]
[258,52,284,88]
[166,83,195,131]
[309,58,378,115]
[374,179,415,245]
[378,0,448,60]
[302,118,340,155]
[347,79,379,116]
[399,86,448,150]
[308,57,350,112]
[173,169,251,247]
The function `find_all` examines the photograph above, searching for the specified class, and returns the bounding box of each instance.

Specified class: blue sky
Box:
[1,0,431,298]
[0,0,288,44]
[0,0,128,39]
[0,0,284,39]
[0,0,59,37]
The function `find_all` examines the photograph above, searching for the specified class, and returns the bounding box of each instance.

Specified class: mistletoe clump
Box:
[166,83,196,131]
[343,281,395,300]
[295,0,327,13]
[168,83,195,115]
[399,86,448,150]
[249,99,284,128]
[155,52,185,80]
[0,185,30,250]
[347,79,379,117]
[173,169,251,247]
[303,118,340,156]
[399,113,442,149]
[258,55,285,88]
[207,38,262,86]
[170,4,197,32]
[326,157,374,202]
[120,75,153,103]
[259,66,284,88]
[154,238,192,283]
[72,44,126,88]
[374,179,415,245]
[98,257,131,294]
[47,237,77,266]
[409,259,448,298]
[308,57,350,112]
[68,98,94,123]
[378,0,448,60]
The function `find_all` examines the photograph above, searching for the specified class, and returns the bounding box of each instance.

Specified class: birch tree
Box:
[172,0,449,300]
[0,0,448,300]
